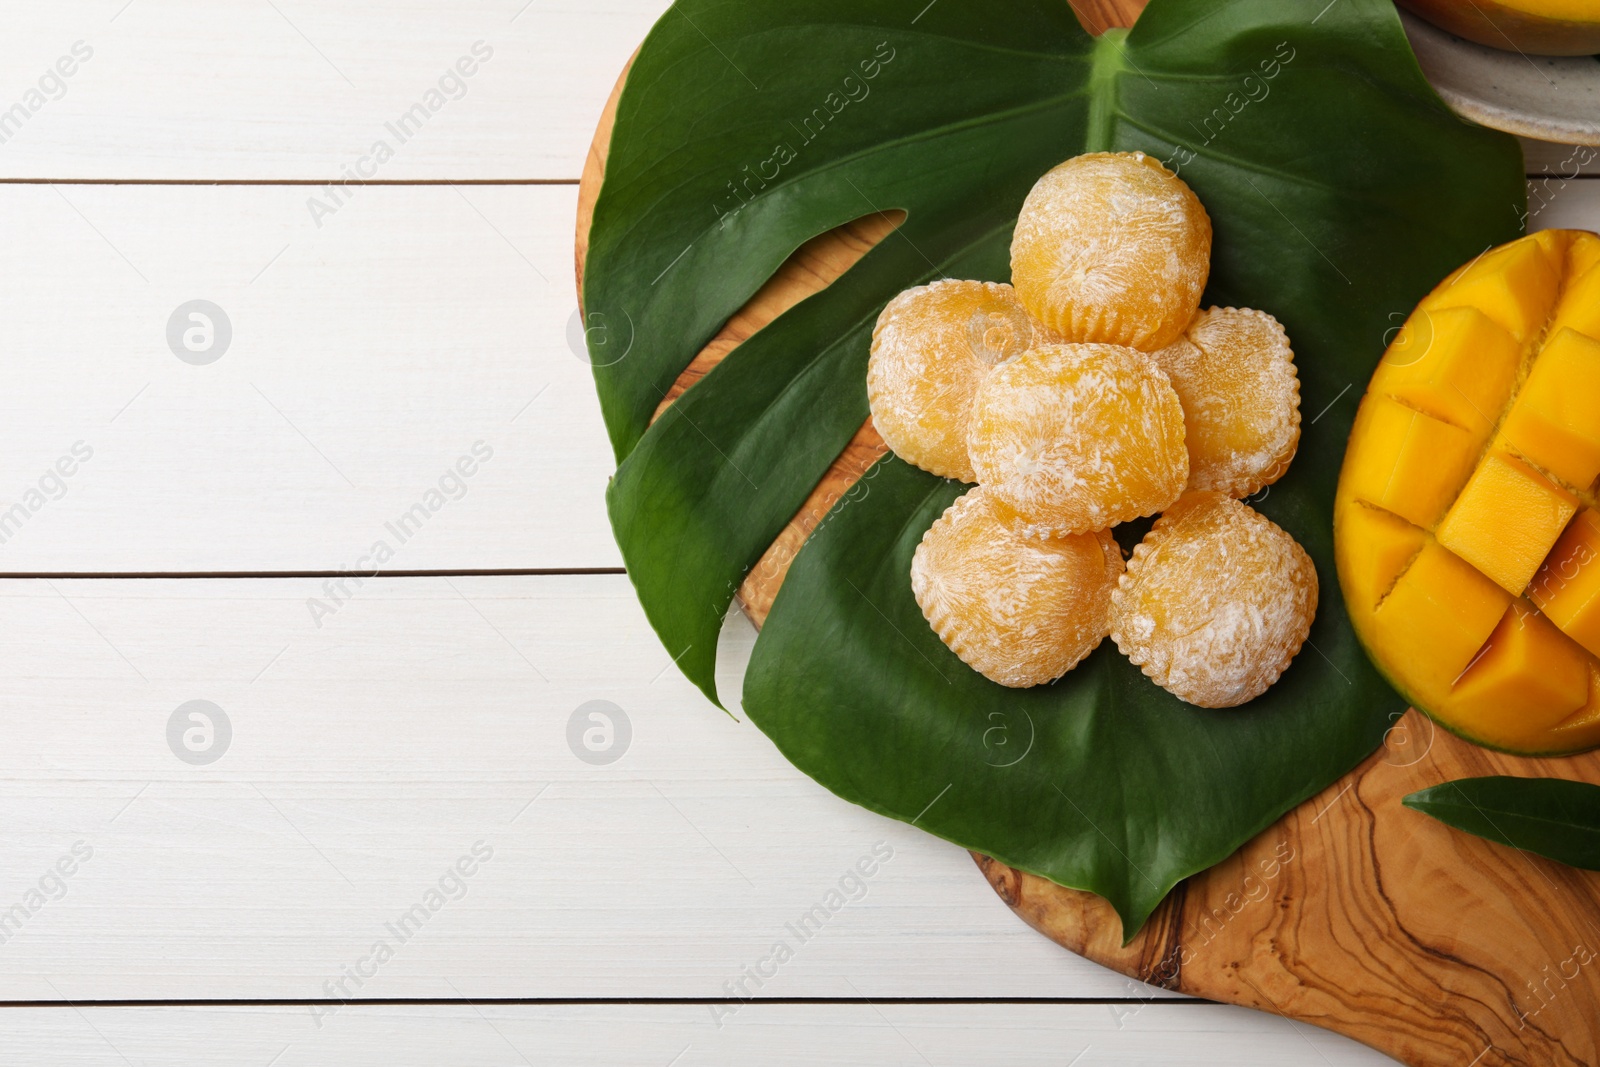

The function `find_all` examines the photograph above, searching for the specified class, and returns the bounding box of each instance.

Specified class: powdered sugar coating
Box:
[967,343,1189,537]
[1151,307,1302,498]
[1011,152,1211,352]
[912,487,1123,688]
[868,280,1052,482]
[1110,491,1318,708]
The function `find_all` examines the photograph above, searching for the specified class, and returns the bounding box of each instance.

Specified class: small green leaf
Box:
[1404,777,1600,871]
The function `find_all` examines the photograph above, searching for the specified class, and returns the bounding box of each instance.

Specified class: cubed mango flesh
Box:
[1429,229,1564,342]
[1341,395,1480,530]
[1553,662,1600,747]
[1373,305,1519,431]
[1446,601,1591,750]
[1572,232,1600,281]
[1435,450,1578,595]
[1497,327,1600,490]
[1333,501,1427,613]
[1336,230,1600,755]
[1369,541,1512,705]
[1530,508,1600,657]
[1553,237,1600,342]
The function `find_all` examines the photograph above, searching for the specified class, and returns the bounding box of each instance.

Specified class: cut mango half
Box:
[1336,229,1600,755]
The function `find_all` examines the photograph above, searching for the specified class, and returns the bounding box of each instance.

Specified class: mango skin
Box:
[1335,230,1600,756]
[1398,0,1600,56]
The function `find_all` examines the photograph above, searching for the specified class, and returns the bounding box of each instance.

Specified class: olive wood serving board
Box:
[575,7,1600,1061]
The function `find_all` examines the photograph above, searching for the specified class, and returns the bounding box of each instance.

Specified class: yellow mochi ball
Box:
[1010,151,1211,352]
[967,343,1189,537]
[868,279,1051,482]
[911,487,1123,688]
[1111,491,1318,708]
[1150,307,1302,498]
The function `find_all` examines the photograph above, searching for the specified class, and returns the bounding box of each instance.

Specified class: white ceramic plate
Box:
[1401,10,1600,146]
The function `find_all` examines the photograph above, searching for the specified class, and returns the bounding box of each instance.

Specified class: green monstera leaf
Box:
[584,0,1526,933]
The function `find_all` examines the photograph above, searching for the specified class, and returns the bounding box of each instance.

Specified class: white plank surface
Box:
[0,1003,1395,1066]
[1527,172,1600,233]
[0,0,669,180]
[0,0,1574,184]
[0,183,619,572]
[0,573,1175,1001]
[1520,137,1600,177]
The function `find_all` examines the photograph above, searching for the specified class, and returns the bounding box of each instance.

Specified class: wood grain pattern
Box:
[976,727,1600,1067]
[576,3,1600,1063]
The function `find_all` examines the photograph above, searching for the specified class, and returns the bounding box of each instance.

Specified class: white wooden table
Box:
[1,3,1593,1062]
